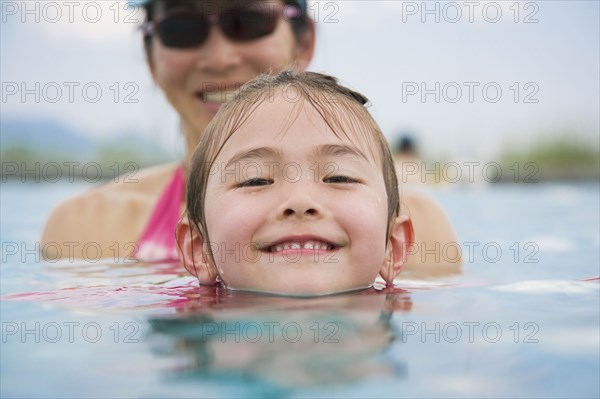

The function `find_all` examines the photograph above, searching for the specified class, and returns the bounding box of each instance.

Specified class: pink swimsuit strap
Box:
[135,166,185,261]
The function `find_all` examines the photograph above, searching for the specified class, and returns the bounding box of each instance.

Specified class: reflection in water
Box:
[4,260,414,390]
[4,258,599,397]
[147,290,412,391]
[3,261,191,309]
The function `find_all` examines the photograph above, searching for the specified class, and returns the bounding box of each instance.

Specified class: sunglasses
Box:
[142,3,301,49]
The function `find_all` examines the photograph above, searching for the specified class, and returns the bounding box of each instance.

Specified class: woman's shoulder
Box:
[401,188,446,215]
[47,161,180,215]
[401,187,457,242]
[105,162,182,195]
[41,162,181,259]
[400,187,462,274]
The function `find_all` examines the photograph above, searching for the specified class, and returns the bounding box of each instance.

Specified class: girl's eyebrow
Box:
[316,144,369,162]
[224,144,368,170]
[224,147,282,169]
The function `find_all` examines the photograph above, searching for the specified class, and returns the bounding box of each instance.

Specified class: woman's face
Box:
[148,1,315,142]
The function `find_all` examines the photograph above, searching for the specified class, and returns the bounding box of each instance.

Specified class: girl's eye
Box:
[238,178,273,187]
[324,175,359,184]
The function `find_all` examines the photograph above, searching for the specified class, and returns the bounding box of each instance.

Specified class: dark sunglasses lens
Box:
[157,14,209,48]
[220,10,277,41]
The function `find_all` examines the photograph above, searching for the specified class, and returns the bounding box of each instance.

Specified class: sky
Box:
[1,0,599,159]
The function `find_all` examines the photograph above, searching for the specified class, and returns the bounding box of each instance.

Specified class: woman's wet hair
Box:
[142,0,311,62]
[186,71,401,247]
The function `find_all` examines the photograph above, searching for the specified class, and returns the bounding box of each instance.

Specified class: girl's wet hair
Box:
[186,71,401,248]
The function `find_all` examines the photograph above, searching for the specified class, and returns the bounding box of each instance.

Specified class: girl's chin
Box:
[224,277,373,297]
[225,285,371,298]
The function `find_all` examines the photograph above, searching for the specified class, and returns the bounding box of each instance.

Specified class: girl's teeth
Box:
[270,241,334,252]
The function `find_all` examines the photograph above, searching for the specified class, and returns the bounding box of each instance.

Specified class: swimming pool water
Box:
[1,181,599,398]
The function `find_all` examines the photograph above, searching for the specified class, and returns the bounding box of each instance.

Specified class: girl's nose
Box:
[282,205,319,218]
[276,182,323,221]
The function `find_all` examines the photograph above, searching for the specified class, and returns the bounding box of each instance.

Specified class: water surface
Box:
[1,182,598,398]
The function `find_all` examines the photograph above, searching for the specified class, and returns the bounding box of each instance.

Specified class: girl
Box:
[177,71,414,295]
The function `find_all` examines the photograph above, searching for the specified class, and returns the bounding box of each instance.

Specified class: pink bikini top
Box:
[135,166,185,261]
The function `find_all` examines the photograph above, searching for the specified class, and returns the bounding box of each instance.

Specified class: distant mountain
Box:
[1,117,96,155]
[0,117,178,170]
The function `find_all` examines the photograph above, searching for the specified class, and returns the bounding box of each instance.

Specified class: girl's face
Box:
[148,0,314,143]
[201,98,394,296]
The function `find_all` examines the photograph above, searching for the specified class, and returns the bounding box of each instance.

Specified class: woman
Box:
[42,0,460,274]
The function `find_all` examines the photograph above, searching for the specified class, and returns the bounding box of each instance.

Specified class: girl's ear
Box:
[294,18,316,71]
[176,216,219,285]
[379,215,414,285]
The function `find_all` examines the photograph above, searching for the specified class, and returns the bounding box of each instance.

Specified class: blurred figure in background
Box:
[393,133,426,186]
